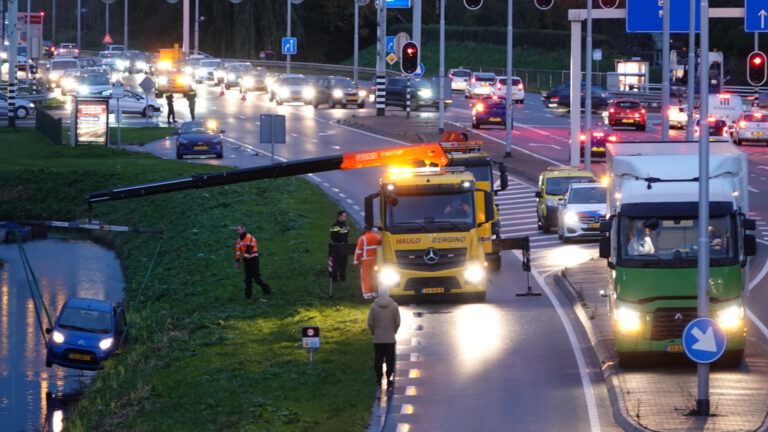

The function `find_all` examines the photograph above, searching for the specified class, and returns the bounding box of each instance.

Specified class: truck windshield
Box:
[465,166,491,183]
[619,215,736,266]
[386,191,475,233]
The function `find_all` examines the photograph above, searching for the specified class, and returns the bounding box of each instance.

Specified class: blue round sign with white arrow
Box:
[682,317,727,364]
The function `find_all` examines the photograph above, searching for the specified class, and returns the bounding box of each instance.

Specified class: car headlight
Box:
[463,264,485,284]
[278,88,290,98]
[29,102,35,108]
[563,211,579,225]
[158,76,168,85]
[546,198,557,207]
[243,77,255,87]
[214,70,224,77]
[116,60,127,69]
[99,337,114,350]
[265,76,274,85]
[378,267,401,286]
[303,87,315,99]
[418,88,433,99]
[78,85,89,94]
[615,308,641,332]
[358,89,367,97]
[227,73,236,80]
[60,77,75,89]
[716,306,743,330]
[50,72,60,82]
[52,330,65,344]
[332,89,343,99]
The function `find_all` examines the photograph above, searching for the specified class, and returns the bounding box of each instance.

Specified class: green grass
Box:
[40,97,66,110]
[0,128,374,431]
[109,127,177,146]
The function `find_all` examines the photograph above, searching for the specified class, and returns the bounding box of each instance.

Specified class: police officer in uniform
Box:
[329,210,350,282]
[185,89,197,121]
[165,93,176,124]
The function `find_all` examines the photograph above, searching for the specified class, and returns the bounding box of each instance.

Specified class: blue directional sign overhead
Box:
[380,0,411,8]
[281,37,297,55]
[626,0,700,33]
[386,36,396,53]
[682,318,727,364]
[746,0,768,32]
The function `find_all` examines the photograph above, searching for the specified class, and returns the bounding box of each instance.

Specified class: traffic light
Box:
[464,0,483,10]
[401,41,420,76]
[747,51,767,86]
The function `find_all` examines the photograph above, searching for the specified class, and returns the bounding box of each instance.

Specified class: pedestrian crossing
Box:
[495,176,599,275]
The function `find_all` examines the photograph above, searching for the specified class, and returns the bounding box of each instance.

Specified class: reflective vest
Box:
[235,233,259,260]
[354,231,380,264]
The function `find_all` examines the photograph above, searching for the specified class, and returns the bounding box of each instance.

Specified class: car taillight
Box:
[739,121,747,128]
[471,78,476,84]
[449,73,453,79]
[579,134,586,142]
[667,108,676,116]
[551,97,559,102]
[707,117,716,123]
[517,83,523,91]
[694,126,700,135]
[634,113,640,118]
[640,109,646,114]
[475,103,485,112]
[608,135,618,142]
[723,129,729,137]
[497,84,502,90]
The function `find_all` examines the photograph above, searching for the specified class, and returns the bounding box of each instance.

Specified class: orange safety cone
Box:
[219,85,225,97]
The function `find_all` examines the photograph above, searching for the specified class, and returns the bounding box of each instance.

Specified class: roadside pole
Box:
[354,0,359,82]
[755,32,759,109]
[504,0,513,158]
[584,0,593,171]
[438,0,445,133]
[124,0,128,48]
[661,0,670,141]
[105,0,109,41]
[685,0,695,141]
[182,0,189,55]
[25,0,30,91]
[52,0,56,44]
[194,0,199,55]
[286,0,291,73]
[413,0,421,47]
[696,0,711,417]
[7,0,18,129]
[376,0,386,116]
[77,0,81,49]
[406,76,411,119]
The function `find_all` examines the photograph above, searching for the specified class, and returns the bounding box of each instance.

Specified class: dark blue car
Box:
[175,120,225,159]
[472,95,508,129]
[46,297,127,370]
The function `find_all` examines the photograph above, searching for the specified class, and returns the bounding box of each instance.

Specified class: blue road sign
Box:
[383,0,412,7]
[626,0,700,33]
[281,37,297,55]
[682,318,727,364]
[386,36,396,53]
[746,0,768,32]
[413,63,425,78]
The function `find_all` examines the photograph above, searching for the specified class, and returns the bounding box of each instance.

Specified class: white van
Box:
[709,93,744,124]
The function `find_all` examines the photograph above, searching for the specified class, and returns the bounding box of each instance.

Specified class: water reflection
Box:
[0,238,124,432]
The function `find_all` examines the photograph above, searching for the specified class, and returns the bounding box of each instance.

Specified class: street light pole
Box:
[77,0,81,48]
[438,0,445,133]
[685,0,695,141]
[413,0,421,47]
[661,0,671,141]
[124,0,128,47]
[7,0,18,128]
[584,0,592,171]
[287,0,291,73]
[696,0,711,416]
[182,0,189,55]
[375,0,386,116]
[504,0,513,158]
[194,0,199,55]
[52,0,56,44]
[354,0,359,82]
[105,0,109,39]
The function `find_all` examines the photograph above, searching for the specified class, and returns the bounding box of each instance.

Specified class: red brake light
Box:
[517,83,523,91]
[756,112,764,118]
[640,109,646,114]
[449,73,453,78]
[579,134,586,142]
[491,95,499,100]
[497,84,502,90]
[694,126,700,135]
[718,93,730,99]
[707,117,716,123]
[723,129,729,137]
[551,97,559,102]
[634,113,640,118]
[739,121,747,128]
[471,78,476,84]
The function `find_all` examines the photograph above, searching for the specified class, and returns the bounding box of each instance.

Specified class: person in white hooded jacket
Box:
[367,287,401,389]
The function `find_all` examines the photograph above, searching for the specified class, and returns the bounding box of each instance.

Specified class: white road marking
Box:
[749,239,768,292]
[409,353,422,362]
[334,122,409,145]
[749,186,760,193]
[528,143,561,149]
[400,404,414,414]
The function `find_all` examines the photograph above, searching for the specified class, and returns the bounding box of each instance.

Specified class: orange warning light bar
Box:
[341,144,449,170]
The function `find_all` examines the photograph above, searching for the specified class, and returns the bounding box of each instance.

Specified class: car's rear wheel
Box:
[142,106,154,118]
[357,101,365,108]
[15,106,29,119]
[312,100,319,108]
[638,124,646,131]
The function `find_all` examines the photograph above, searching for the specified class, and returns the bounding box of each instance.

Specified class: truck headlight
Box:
[332,89,343,99]
[99,337,114,350]
[60,77,75,89]
[52,330,65,344]
[49,72,61,82]
[716,306,743,330]
[418,88,433,99]
[378,267,400,286]
[463,264,485,284]
[615,308,641,332]
[303,87,315,99]
[177,75,190,85]
[563,211,578,225]
[214,70,224,78]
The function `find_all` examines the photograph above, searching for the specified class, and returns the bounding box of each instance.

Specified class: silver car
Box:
[733,111,768,146]
[0,94,35,119]
[271,75,315,105]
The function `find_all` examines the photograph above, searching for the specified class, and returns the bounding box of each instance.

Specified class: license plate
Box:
[194,146,208,150]
[753,132,765,136]
[348,97,358,101]
[489,117,502,122]
[69,353,92,361]
[481,83,490,86]
[422,287,444,294]
[589,223,600,228]
[665,345,684,353]
[622,119,635,123]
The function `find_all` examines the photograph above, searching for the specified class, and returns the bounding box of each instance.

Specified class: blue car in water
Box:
[175,120,225,159]
[46,297,127,370]
[471,95,508,129]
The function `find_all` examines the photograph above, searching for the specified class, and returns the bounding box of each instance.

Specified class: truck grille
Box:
[404,277,462,293]
[395,248,467,272]
[650,307,697,340]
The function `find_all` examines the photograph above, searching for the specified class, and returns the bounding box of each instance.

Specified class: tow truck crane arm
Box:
[87,144,448,204]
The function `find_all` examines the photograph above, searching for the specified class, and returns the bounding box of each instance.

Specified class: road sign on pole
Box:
[413,62,425,78]
[102,33,113,44]
[386,36,395,52]
[746,0,768,32]
[383,0,411,8]
[281,37,297,55]
[626,0,700,33]
[260,114,286,165]
[682,318,727,364]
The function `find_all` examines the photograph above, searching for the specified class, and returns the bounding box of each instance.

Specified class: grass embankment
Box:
[108,127,177,146]
[0,128,374,431]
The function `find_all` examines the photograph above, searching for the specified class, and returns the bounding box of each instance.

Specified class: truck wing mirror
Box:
[599,220,612,233]
[599,236,611,259]
[534,191,542,198]
[743,218,757,231]
[364,193,379,229]
[482,190,494,225]
[498,164,509,191]
[744,234,757,257]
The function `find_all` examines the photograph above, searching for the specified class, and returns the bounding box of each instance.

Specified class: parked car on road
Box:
[46,297,127,371]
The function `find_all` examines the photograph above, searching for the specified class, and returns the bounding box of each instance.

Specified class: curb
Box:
[552,272,651,432]
[366,387,393,432]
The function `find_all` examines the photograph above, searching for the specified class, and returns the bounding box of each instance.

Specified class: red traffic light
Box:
[753,56,764,66]
[464,0,483,9]
[400,41,420,75]
[747,51,767,86]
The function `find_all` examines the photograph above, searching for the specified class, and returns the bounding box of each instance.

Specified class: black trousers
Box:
[243,257,271,298]
[331,253,348,281]
[167,106,176,123]
[189,103,196,120]
[374,343,396,381]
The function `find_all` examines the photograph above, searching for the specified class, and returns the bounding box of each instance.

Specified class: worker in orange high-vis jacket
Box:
[353,225,381,300]
[235,224,272,299]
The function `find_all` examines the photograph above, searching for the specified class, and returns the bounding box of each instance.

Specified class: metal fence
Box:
[35,109,62,145]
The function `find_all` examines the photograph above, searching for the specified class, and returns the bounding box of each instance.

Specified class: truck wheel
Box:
[488,256,502,272]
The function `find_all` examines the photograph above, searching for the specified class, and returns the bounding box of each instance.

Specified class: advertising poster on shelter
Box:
[76,100,108,145]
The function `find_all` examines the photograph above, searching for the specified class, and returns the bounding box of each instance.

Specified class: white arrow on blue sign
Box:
[386,36,396,53]
[281,37,297,55]
[379,0,411,7]
[746,0,768,32]
[413,63,425,78]
[626,0,700,33]
[682,317,727,364]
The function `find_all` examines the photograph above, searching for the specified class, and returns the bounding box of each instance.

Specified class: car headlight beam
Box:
[378,267,401,286]
[332,89,343,99]
[303,87,316,99]
[463,264,485,284]
[716,306,743,330]
[52,330,65,344]
[99,337,114,350]
[563,211,579,225]
[615,308,641,332]
[418,88,433,99]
